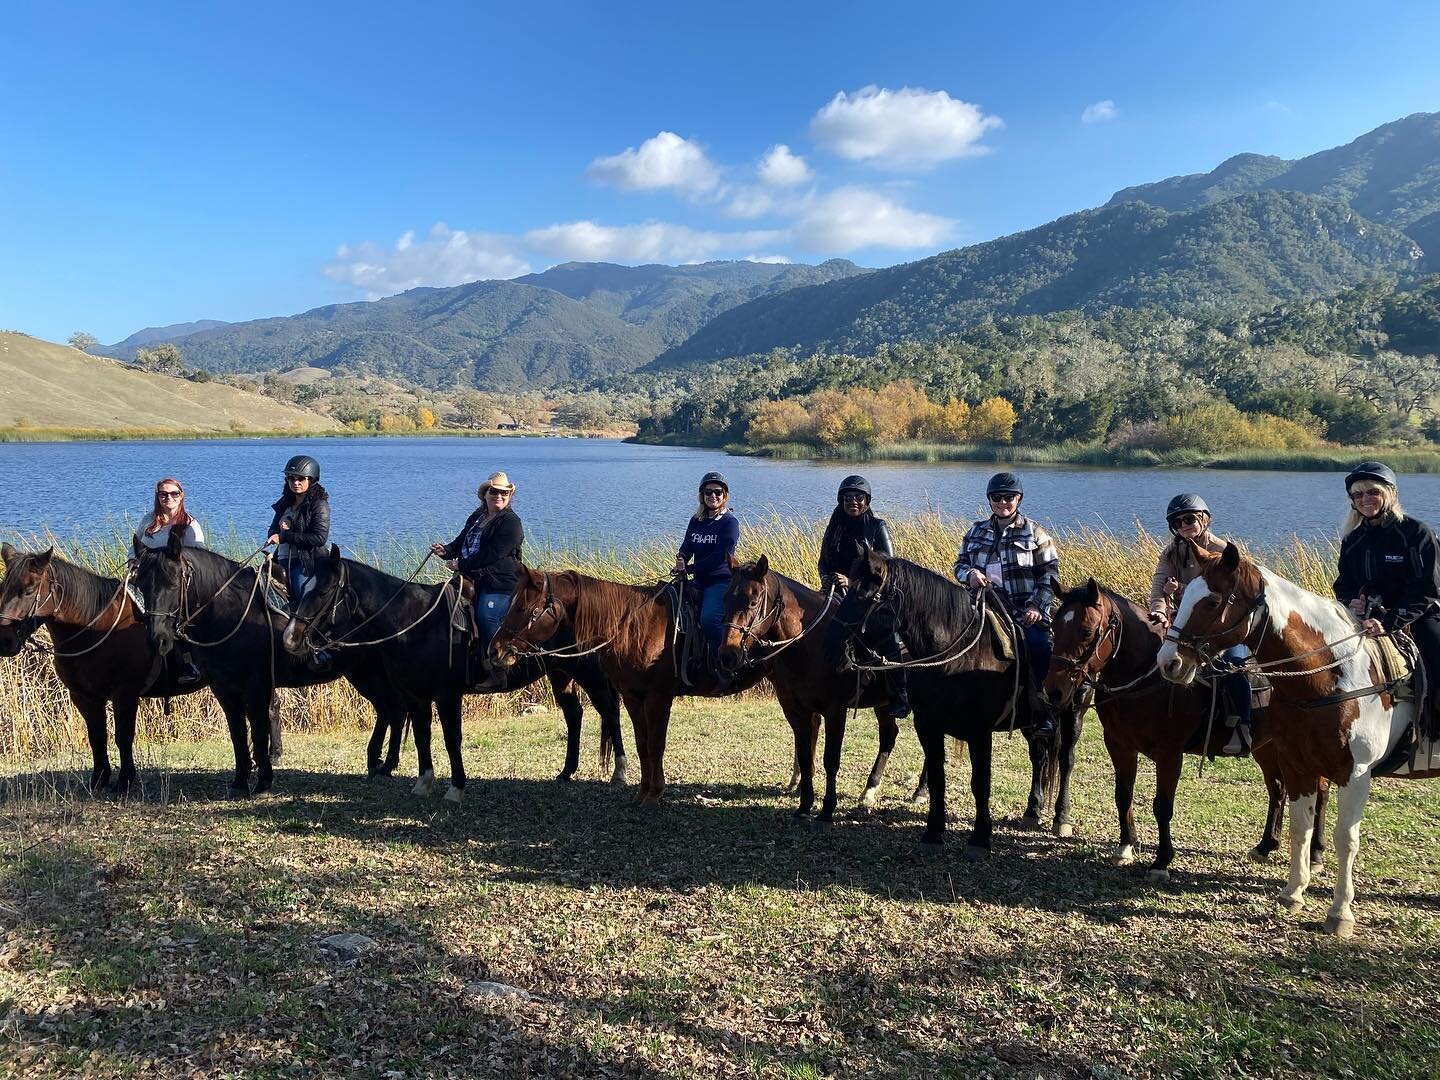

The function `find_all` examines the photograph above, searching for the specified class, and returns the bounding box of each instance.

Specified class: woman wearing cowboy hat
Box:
[432,471,524,690]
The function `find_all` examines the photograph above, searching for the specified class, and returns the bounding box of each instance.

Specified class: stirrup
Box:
[1223,724,1251,756]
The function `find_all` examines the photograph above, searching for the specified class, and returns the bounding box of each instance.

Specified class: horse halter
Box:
[1050,594,1123,694]
[0,564,61,630]
[503,573,564,655]
[1164,580,1268,668]
[295,560,351,647]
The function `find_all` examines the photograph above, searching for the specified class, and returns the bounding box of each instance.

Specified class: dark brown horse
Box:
[1043,578,1328,881]
[718,556,906,826]
[492,567,771,805]
[0,544,214,793]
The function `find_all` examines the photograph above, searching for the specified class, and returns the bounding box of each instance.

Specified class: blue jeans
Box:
[474,592,512,645]
[287,562,314,609]
[699,582,727,656]
[1221,644,1252,725]
[1024,625,1052,687]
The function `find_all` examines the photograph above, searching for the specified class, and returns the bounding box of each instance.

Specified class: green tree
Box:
[68,331,99,352]
[133,342,185,375]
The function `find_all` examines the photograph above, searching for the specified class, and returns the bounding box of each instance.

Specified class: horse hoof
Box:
[1146,868,1171,884]
[443,785,463,804]
[962,845,991,863]
[1053,821,1074,839]
[609,761,627,787]
[1110,846,1135,867]
[1310,854,1326,873]
[1323,916,1355,939]
[553,772,574,784]
[226,784,250,800]
[1020,814,1044,832]
[411,782,434,797]
[810,818,832,835]
[1247,846,1274,865]
[1277,896,1305,915]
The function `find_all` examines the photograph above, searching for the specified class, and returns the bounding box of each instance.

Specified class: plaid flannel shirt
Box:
[952,514,1059,624]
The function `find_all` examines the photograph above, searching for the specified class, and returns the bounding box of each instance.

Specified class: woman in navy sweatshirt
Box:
[673,471,740,661]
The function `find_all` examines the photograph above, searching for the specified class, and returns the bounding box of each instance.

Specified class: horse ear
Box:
[35,547,53,568]
[165,528,184,558]
[329,543,341,563]
[1084,577,1100,604]
[754,554,769,578]
[728,554,739,571]
[1,542,15,566]
[1220,541,1241,573]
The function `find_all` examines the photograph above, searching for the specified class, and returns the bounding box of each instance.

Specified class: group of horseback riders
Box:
[132,452,1440,738]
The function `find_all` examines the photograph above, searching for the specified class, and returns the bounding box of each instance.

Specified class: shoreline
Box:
[0,427,632,444]
[627,434,1440,473]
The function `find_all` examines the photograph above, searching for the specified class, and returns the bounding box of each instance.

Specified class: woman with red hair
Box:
[135,478,205,551]
[134,478,205,684]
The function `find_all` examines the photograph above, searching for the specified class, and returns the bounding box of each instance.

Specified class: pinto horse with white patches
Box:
[1158,540,1436,938]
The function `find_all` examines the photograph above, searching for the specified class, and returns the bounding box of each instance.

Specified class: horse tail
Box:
[1042,715,1063,816]
[599,727,614,775]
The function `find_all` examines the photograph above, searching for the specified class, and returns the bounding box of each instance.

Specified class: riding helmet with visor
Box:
[986,472,1023,498]
[698,471,729,494]
[284,455,321,481]
[1165,493,1210,528]
[1344,461,1397,492]
[837,474,872,503]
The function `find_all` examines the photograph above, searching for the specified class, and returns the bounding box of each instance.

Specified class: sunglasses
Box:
[158,491,183,500]
[702,489,726,497]
[287,475,311,483]
[1349,489,1383,501]
[1173,513,1203,527]
[988,492,1019,502]
[840,493,868,502]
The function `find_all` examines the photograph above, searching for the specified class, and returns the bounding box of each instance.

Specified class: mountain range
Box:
[103,111,1440,388]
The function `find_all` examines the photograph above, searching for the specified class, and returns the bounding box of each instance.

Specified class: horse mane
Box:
[569,572,670,663]
[884,557,977,653]
[41,555,122,623]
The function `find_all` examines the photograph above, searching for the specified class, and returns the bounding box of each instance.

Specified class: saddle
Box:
[449,575,476,642]
[1364,631,1418,703]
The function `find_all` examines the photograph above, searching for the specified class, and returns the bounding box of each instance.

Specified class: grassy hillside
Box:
[0,333,339,434]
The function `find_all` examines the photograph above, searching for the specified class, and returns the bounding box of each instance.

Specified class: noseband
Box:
[0,565,61,631]
[500,573,565,656]
[1165,583,1269,668]
[1050,595,1123,694]
[294,561,352,647]
[722,576,782,667]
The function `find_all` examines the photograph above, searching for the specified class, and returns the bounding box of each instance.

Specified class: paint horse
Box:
[1044,578,1328,880]
[1158,541,1436,938]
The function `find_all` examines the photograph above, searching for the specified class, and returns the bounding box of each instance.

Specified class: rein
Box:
[839,575,994,672]
[297,552,450,649]
[724,577,837,667]
[6,562,134,659]
[501,572,676,661]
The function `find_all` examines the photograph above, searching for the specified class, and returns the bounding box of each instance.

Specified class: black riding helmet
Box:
[698,471,729,494]
[837,474,872,502]
[1345,461,1397,491]
[1165,493,1210,528]
[986,471,1022,497]
[284,454,320,481]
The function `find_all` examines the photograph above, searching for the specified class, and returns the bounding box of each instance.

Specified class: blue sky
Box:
[3,0,1438,344]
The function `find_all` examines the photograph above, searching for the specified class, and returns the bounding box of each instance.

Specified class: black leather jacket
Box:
[817,509,895,582]
[441,506,525,593]
[1335,515,1440,630]
[267,486,330,572]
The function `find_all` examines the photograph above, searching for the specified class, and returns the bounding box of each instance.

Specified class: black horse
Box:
[825,549,1073,858]
[281,546,626,800]
[135,531,412,797]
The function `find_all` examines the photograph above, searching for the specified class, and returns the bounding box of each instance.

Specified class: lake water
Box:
[1,437,1435,555]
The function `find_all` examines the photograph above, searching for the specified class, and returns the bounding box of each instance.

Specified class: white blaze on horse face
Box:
[1156,576,1217,677]
[1061,610,1075,624]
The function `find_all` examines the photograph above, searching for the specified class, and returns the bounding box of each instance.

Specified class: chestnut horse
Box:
[1158,541,1436,937]
[718,556,906,826]
[492,567,772,805]
[1044,578,1328,880]
[0,544,218,793]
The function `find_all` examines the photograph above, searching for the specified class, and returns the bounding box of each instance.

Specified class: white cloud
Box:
[323,224,529,297]
[586,131,719,194]
[524,220,782,264]
[757,144,812,186]
[725,187,777,219]
[1081,100,1118,124]
[788,187,954,252]
[745,254,792,264]
[810,85,1001,168]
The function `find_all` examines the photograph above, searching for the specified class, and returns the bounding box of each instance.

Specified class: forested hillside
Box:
[660,193,1422,364]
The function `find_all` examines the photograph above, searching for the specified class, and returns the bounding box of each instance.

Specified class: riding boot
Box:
[885,668,911,719]
[307,648,333,674]
[469,642,506,691]
[176,650,202,687]
[1031,708,1055,737]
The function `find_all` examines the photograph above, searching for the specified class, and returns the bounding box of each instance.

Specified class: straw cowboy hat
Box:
[477,471,516,499]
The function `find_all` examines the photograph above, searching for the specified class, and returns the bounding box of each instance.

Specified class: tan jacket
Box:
[1149,531,1228,620]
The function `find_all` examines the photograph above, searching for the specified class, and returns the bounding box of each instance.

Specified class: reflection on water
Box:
[0,437,1432,553]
